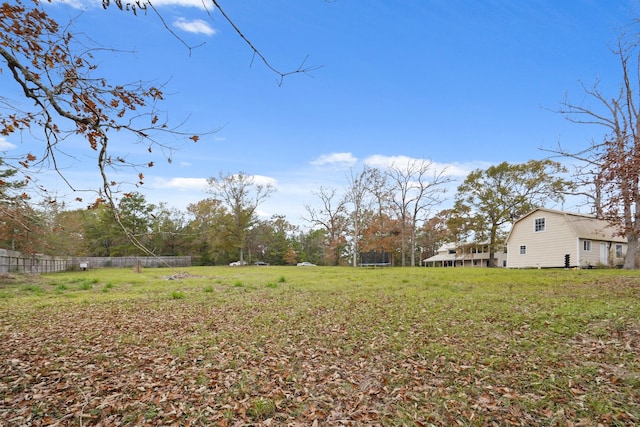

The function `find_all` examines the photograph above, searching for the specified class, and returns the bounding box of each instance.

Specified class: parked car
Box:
[254,261,269,266]
[296,262,317,267]
[229,261,247,266]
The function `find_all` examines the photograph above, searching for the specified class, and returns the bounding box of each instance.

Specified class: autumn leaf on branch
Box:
[0,0,203,204]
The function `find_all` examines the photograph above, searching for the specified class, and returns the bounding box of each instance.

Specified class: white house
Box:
[505,208,627,269]
[423,241,507,268]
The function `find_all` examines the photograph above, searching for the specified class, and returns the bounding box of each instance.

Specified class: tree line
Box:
[1,1,639,268]
[0,159,574,267]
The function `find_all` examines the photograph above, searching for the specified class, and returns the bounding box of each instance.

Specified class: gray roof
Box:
[423,252,492,263]
[564,212,626,242]
[508,208,626,243]
[423,253,456,263]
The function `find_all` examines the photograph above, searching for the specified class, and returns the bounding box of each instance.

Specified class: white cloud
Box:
[173,17,217,36]
[444,161,492,177]
[364,154,414,169]
[153,177,207,191]
[0,137,16,151]
[310,152,358,168]
[364,154,489,177]
[252,174,278,187]
[153,174,276,192]
[52,0,86,8]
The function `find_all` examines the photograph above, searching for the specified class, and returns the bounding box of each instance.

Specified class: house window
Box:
[616,244,623,258]
[583,240,592,252]
[534,217,546,232]
[519,245,527,255]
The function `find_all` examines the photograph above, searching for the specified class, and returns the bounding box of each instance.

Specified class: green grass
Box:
[0,266,639,426]
[170,290,185,299]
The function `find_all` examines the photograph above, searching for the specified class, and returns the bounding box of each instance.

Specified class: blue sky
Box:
[1,0,636,224]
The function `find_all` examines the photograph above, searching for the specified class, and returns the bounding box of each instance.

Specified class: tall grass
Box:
[1,266,639,425]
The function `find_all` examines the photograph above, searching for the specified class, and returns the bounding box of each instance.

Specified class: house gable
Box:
[505,208,626,268]
[506,209,577,268]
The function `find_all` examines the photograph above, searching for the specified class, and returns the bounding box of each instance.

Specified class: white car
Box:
[296,262,317,267]
[229,261,247,266]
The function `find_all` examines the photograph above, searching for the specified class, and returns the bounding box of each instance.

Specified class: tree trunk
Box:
[410,227,416,267]
[352,230,358,267]
[623,234,639,269]
[488,226,498,268]
[400,219,407,267]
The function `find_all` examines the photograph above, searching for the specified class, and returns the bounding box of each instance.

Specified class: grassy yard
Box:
[0,266,639,426]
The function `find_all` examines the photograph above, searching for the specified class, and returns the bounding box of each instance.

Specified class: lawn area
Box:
[1,266,639,426]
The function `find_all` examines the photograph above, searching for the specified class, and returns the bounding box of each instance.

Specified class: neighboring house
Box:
[423,241,507,268]
[505,208,627,269]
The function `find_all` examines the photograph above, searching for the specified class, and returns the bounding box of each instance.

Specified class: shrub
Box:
[170,290,185,300]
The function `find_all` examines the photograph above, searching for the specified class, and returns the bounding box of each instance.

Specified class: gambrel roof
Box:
[506,208,626,244]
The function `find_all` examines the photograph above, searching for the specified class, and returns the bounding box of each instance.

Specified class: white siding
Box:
[579,239,599,267]
[579,240,626,267]
[507,212,577,268]
[506,208,627,268]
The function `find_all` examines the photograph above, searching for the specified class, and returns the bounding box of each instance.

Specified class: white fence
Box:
[70,256,191,269]
[0,249,191,273]
[0,249,71,274]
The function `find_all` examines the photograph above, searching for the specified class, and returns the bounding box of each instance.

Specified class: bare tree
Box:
[345,165,376,267]
[386,159,452,266]
[103,0,322,86]
[554,35,640,269]
[303,186,348,265]
[548,143,606,217]
[0,1,195,196]
[206,172,275,265]
[0,0,209,261]
[1,0,317,261]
